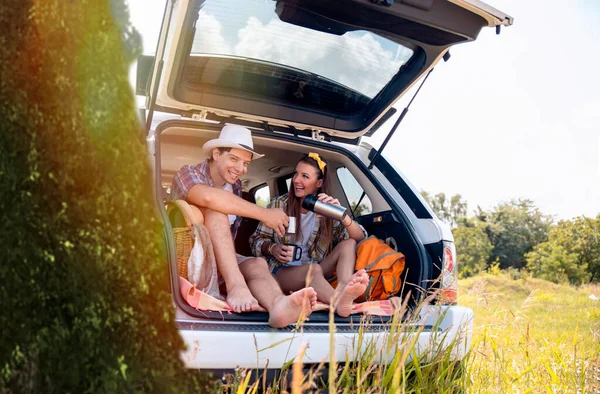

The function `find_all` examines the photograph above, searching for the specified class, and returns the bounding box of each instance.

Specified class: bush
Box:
[0,1,216,392]
[525,242,588,285]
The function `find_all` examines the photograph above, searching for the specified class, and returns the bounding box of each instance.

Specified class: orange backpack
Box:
[354,236,406,302]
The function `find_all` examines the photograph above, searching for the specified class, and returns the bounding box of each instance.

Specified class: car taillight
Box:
[439,241,458,304]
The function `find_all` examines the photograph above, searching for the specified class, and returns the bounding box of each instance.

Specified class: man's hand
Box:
[263,208,289,237]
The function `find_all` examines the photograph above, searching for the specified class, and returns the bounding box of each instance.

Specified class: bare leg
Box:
[201,208,258,313]
[239,259,317,328]
[277,239,367,316]
[319,238,357,287]
[319,239,368,317]
[276,264,335,305]
[188,204,205,225]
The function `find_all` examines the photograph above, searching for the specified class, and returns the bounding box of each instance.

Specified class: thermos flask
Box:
[301,194,348,222]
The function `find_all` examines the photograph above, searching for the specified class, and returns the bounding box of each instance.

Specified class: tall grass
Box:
[215,273,600,393]
[461,273,600,393]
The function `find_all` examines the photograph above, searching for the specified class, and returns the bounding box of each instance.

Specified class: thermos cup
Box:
[284,244,302,261]
[287,216,296,234]
[301,194,348,222]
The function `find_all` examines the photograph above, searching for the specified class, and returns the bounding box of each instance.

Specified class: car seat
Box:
[234,191,260,257]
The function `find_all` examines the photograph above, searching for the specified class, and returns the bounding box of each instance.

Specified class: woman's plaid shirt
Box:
[250,194,367,272]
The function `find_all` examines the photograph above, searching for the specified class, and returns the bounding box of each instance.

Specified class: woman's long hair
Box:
[287,154,333,251]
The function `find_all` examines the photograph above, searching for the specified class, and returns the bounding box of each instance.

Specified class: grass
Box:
[213,272,600,393]
[460,272,600,393]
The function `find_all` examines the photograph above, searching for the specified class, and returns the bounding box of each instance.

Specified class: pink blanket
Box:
[179,276,401,317]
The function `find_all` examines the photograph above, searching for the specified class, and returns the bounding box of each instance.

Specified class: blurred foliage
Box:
[351,201,370,217]
[0,1,217,392]
[255,196,269,208]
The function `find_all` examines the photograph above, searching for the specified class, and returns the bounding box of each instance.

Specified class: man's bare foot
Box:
[336,270,369,318]
[226,284,260,313]
[268,287,317,328]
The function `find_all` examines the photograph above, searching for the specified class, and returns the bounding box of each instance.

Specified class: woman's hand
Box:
[317,193,340,206]
[315,193,341,218]
[271,244,294,263]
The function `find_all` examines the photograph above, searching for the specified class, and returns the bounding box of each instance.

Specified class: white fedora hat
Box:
[202,124,264,160]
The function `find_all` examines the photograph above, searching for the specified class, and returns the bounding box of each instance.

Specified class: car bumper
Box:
[177,305,474,369]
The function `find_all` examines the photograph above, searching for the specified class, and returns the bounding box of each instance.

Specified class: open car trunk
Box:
[144,0,512,141]
[155,119,430,325]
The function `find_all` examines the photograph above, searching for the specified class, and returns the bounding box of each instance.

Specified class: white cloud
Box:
[233,17,410,97]
[192,11,232,54]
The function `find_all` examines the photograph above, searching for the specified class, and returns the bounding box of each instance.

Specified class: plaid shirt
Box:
[250,194,367,272]
[169,160,243,239]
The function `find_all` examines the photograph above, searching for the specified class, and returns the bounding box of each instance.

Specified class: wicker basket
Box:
[166,200,198,280]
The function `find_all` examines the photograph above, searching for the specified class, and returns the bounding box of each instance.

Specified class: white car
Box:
[139,0,512,375]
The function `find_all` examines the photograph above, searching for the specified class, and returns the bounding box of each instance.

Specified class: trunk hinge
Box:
[191,110,208,121]
[311,130,325,141]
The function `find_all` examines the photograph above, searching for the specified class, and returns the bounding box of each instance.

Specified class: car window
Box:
[337,167,372,217]
[254,185,270,208]
[182,0,415,114]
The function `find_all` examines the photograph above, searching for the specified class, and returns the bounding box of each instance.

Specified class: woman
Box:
[250,153,368,317]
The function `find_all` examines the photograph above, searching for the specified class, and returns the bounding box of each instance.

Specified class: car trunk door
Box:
[143,0,512,141]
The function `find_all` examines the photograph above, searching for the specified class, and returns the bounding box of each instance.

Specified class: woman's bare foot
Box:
[335,270,369,317]
[226,284,259,313]
[268,287,317,328]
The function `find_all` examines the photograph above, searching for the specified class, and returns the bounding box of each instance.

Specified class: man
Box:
[169,124,317,328]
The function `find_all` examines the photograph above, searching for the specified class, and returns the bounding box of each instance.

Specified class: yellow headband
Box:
[308,152,326,174]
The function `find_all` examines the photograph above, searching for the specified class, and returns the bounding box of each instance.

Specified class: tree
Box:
[453,224,493,278]
[255,196,270,208]
[0,1,216,392]
[479,199,552,269]
[421,191,468,228]
[526,242,588,285]
[351,201,370,217]
[531,215,600,283]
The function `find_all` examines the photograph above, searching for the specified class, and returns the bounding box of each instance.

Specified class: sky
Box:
[126,0,600,221]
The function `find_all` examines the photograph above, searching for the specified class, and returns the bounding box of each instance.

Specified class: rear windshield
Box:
[181,0,414,114]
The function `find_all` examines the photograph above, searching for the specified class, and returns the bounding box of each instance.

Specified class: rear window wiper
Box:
[353,68,433,216]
